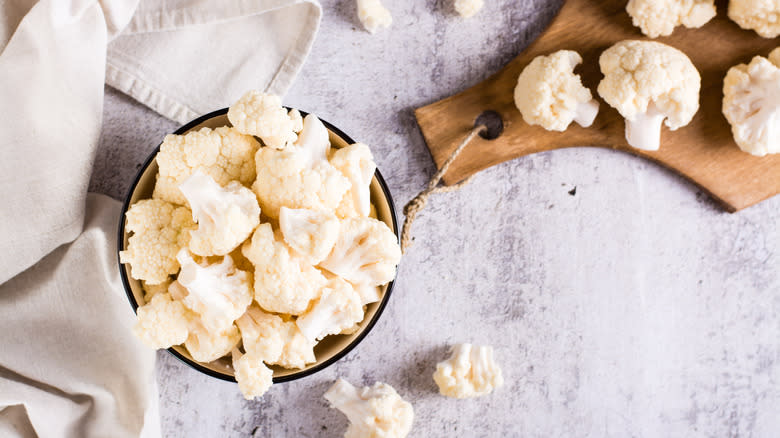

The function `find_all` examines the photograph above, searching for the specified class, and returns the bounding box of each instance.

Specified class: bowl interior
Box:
[120,110,398,382]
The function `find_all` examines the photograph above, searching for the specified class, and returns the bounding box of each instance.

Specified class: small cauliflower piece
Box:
[279,207,340,264]
[296,277,365,342]
[252,114,350,220]
[153,126,259,206]
[133,292,193,349]
[227,91,299,148]
[236,306,286,362]
[454,0,484,18]
[232,349,274,400]
[357,0,392,34]
[289,108,304,133]
[320,217,401,287]
[722,50,780,156]
[324,379,414,438]
[185,322,241,363]
[597,40,701,151]
[176,250,253,333]
[432,343,504,399]
[331,143,377,218]
[514,50,600,132]
[626,0,716,38]
[728,0,780,38]
[120,199,196,285]
[179,170,261,256]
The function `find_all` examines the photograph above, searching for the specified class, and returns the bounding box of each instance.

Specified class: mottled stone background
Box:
[90,0,780,436]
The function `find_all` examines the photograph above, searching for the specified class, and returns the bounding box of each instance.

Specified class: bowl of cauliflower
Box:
[117,91,402,400]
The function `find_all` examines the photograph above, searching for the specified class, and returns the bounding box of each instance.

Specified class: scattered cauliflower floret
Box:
[242,223,327,315]
[454,0,484,18]
[296,277,365,342]
[357,0,392,33]
[433,343,504,399]
[120,199,196,285]
[722,50,780,156]
[320,217,401,287]
[133,292,193,349]
[185,322,241,363]
[324,379,414,438]
[252,114,350,220]
[179,170,261,256]
[514,50,600,132]
[331,143,377,218]
[232,349,274,400]
[626,0,716,38]
[153,126,259,205]
[279,207,340,264]
[597,40,701,151]
[728,0,780,38]
[176,250,253,333]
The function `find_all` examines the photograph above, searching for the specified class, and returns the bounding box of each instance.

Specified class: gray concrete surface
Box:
[90,0,780,436]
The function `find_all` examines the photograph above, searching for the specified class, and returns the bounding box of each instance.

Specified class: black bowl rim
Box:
[117,107,400,384]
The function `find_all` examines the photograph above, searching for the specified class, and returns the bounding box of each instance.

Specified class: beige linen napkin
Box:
[0,0,321,436]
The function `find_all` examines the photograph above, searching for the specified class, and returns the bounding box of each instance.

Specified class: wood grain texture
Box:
[415,0,780,211]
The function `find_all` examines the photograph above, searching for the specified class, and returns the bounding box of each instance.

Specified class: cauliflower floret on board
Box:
[324,379,414,438]
[597,40,701,151]
[296,277,365,343]
[454,0,484,18]
[185,322,241,363]
[514,50,600,132]
[120,199,196,285]
[279,207,340,264]
[179,170,261,256]
[433,343,504,399]
[227,91,300,148]
[728,0,780,38]
[242,223,327,315]
[626,0,716,38]
[357,0,392,34]
[153,126,259,206]
[133,292,194,349]
[331,143,377,218]
[320,217,401,287]
[232,349,274,400]
[722,50,780,156]
[252,114,350,220]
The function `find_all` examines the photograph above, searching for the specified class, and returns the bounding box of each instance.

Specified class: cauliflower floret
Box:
[176,250,253,332]
[289,108,304,133]
[433,343,504,399]
[722,51,780,156]
[296,277,365,342]
[252,114,350,220]
[626,0,716,38]
[236,306,316,369]
[320,217,401,287]
[232,349,274,400]
[728,0,780,38]
[227,91,299,148]
[141,278,171,303]
[331,143,377,218]
[185,322,241,363]
[133,292,193,349]
[454,0,484,18]
[242,223,327,315]
[153,126,259,206]
[279,207,340,264]
[324,379,414,438]
[597,40,701,151]
[357,0,392,34]
[514,50,600,132]
[179,170,261,256]
[120,199,196,285]
[355,283,382,306]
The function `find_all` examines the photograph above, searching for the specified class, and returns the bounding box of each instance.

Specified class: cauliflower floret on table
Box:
[279,207,340,264]
[320,217,401,287]
[433,343,504,399]
[237,306,316,369]
[357,0,392,34]
[232,349,274,400]
[296,277,365,343]
[514,50,600,132]
[626,0,716,38]
[454,0,484,18]
[252,114,350,220]
[153,126,259,206]
[120,199,196,285]
[324,379,414,438]
[597,40,701,151]
[179,170,261,256]
[242,223,327,315]
[133,292,194,349]
[331,143,377,218]
[227,91,301,148]
[722,49,780,156]
[185,322,241,363]
[728,0,780,38]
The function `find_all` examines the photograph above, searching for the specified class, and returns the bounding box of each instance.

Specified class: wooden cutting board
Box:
[415,0,780,212]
